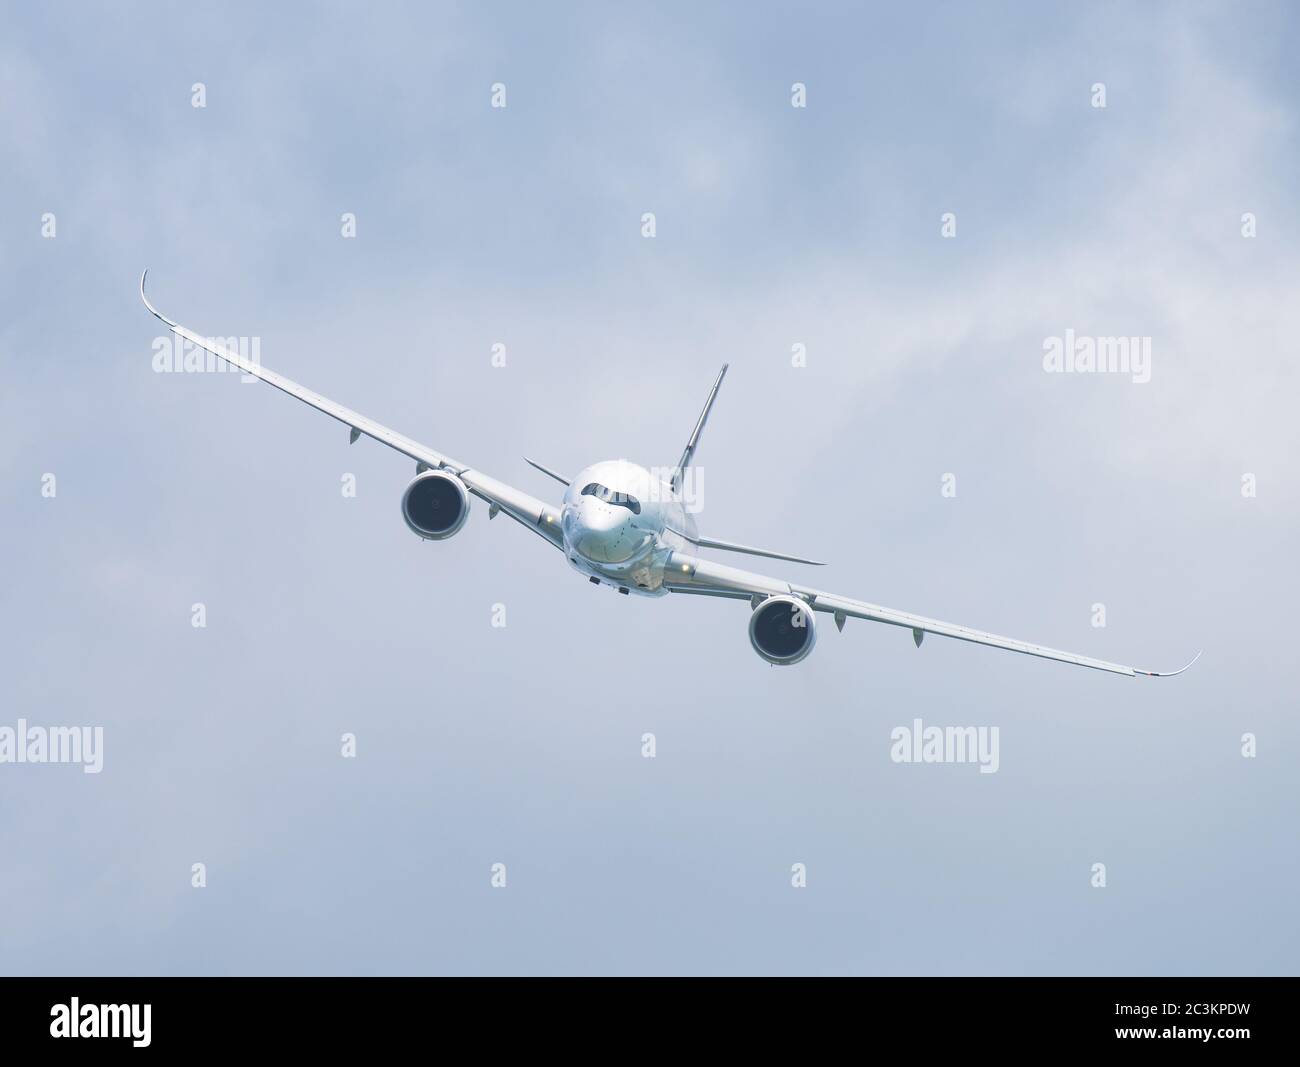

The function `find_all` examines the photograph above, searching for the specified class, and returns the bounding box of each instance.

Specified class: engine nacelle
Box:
[401,470,470,541]
[748,595,817,665]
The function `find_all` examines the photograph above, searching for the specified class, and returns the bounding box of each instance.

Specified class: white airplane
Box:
[141,272,1199,677]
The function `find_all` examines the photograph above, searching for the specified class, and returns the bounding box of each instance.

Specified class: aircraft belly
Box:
[583,546,672,596]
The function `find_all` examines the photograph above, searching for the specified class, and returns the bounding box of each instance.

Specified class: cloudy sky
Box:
[2,1,1297,975]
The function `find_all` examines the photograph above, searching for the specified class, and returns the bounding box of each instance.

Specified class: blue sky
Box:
[2,1,1298,974]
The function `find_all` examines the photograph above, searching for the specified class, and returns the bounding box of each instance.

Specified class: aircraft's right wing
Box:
[141,271,564,550]
[664,552,1200,678]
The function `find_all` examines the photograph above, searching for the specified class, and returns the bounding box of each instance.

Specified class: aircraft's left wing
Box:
[141,272,564,549]
[664,552,1199,678]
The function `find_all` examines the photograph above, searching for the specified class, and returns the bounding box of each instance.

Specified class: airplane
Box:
[140,272,1200,678]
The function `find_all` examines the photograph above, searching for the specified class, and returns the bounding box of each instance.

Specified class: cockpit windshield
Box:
[580,483,641,514]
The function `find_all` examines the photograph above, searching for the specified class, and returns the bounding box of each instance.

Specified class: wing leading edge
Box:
[664,552,1199,678]
[140,271,563,549]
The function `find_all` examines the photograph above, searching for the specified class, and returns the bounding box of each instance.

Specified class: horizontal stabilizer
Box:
[524,457,570,486]
[667,526,825,566]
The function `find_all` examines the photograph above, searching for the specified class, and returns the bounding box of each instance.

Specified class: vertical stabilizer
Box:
[671,364,728,494]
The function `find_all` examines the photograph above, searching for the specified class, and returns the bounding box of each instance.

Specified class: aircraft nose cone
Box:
[569,500,638,564]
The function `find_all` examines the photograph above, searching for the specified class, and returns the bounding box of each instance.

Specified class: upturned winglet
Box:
[139,269,178,328]
[1136,650,1202,678]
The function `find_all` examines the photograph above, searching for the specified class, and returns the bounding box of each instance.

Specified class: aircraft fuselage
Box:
[559,459,695,595]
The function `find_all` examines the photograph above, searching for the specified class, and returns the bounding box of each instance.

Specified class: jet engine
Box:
[401,470,470,540]
[748,594,817,665]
